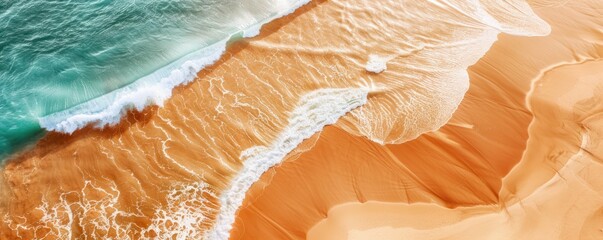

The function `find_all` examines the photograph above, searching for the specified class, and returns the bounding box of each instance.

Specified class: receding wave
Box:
[209,88,368,239]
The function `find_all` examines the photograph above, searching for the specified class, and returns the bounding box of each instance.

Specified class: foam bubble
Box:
[365,54,388,73]
[141,182,217,240]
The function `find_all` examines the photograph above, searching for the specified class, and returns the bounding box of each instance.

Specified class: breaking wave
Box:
[38,0,311,134]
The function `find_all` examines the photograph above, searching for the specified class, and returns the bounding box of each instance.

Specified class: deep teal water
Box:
[0,0,292,159]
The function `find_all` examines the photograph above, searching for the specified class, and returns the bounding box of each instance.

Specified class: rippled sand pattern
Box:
[234,1,603,239]
[0,0,588,239]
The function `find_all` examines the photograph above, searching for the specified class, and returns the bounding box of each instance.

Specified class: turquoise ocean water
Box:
[0,0,301,159]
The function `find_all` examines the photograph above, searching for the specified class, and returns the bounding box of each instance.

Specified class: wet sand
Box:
[232,1,603,239]
[0,0,569,239]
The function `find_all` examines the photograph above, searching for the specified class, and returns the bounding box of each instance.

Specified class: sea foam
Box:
[39,0,312,134]
[39,41,227,133]
[207,88,368,240]
[365,54,388,73]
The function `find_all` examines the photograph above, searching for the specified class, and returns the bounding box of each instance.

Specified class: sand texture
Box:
[1,0,600,239]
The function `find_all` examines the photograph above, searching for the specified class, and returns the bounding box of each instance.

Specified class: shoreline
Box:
[38,0,311,135]
[2,0,312,163]
[0,0,556,239]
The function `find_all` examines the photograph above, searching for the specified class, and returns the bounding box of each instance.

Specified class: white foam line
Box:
[39,0,312,134]
[207,88,368,240]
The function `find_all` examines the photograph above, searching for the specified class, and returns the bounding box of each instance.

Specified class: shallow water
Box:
[0,0,295,158]
[4,0,598,239]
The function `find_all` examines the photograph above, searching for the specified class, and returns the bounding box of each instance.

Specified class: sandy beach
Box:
[1,0,600,239]
[232,1,603,239]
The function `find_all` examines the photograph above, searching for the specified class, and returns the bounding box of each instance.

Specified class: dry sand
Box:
[306,59,603,240]
[233,1,603,239]
[0,0,594,239]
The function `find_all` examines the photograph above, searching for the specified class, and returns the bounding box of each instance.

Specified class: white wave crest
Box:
[39,0,311,134]
[207,87,368,240]
[39,40,227,133]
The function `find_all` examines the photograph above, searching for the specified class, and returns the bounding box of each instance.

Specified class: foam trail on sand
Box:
[365,54,389,73]
[208,88,369,240]
[141,182,217,240]
[38,0,311,134]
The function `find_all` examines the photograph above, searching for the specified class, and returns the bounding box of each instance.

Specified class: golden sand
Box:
[232,1,603,239]
[0,0,597,239]
[305,60,603,240]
